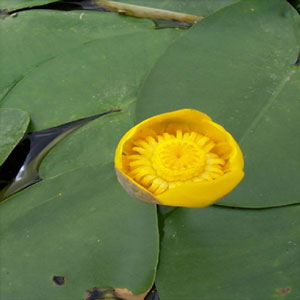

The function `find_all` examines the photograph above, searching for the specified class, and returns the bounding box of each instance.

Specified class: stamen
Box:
[132,147,146,154]
[129,159,151,167]
[197,136,210,146]
[124,130,227,195]
[176,130,183,139]
[183,132,190,140]
[206,158,225,165]
[146,136,157,146]
[203,141,215,152]
[141,174,156,186]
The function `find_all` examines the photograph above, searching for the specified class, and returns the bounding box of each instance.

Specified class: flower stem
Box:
[94,0,204,24]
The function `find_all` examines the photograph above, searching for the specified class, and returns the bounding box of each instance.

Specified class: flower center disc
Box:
[127,130,226,195]
[152,140,206,182]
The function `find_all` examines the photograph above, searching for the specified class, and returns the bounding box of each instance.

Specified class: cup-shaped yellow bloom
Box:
[115,109,244,208]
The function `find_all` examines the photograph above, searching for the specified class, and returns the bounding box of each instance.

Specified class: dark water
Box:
[0,2,172,297]
[7,1,300,298]
[3,0,192,29]
[0,107,161,297]
[4,0,299,19]
[0,109,120,201]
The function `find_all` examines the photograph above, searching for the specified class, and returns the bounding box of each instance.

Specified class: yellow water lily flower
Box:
[115,109,244,208]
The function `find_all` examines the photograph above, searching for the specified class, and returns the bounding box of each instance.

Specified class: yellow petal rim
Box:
[115,109,244,208]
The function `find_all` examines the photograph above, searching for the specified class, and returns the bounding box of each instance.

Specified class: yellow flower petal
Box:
[114,109,244,208]
[156,168,244,208]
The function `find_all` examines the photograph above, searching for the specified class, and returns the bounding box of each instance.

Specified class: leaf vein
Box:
[238,68,297,145]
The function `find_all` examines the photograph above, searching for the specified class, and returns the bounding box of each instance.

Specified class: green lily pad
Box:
[1,2,299,299]
[0,0,58,11]
[0,163,158,300]
[0,10,180,131]
[156,205,300,300]
[0,108,29,165]
[106,0,239,17]
[39,110,133,180]
[0,110,119,200]
[136,0,300,208]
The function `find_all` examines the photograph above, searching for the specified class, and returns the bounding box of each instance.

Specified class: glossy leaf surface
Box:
[39,110,133,179]
[0,10,179,131]
[0,110,118,200]
[0,163,158,299]
[0,0,58,11]
[156,205,300,300]
[0,108,29,165]
[137,0,300,207]
[0,8,173,299]
[116,0,239,16]
[1,0,299,299]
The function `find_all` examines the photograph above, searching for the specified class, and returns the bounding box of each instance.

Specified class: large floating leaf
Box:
[39,110,133,179]
[0,10,180,130]
[0,110,119,200]
[1,2,299,300]
[0,108,29,165]
[112,0,239,16]
[0,163,158,300]
[156,205,300,300]
[0,12,175,299]
[137,0,300,208]
[0,0,58,11]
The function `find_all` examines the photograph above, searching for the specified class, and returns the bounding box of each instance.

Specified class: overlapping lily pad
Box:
[137,0,300,208]
[108,0,239,16]
[0,0,58,11]
[0,108,29,165]
[1,1,300,299]
[39,110,133,179]
[0,10,180,131]
[0,163,158,300]
[156,205,300,300]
